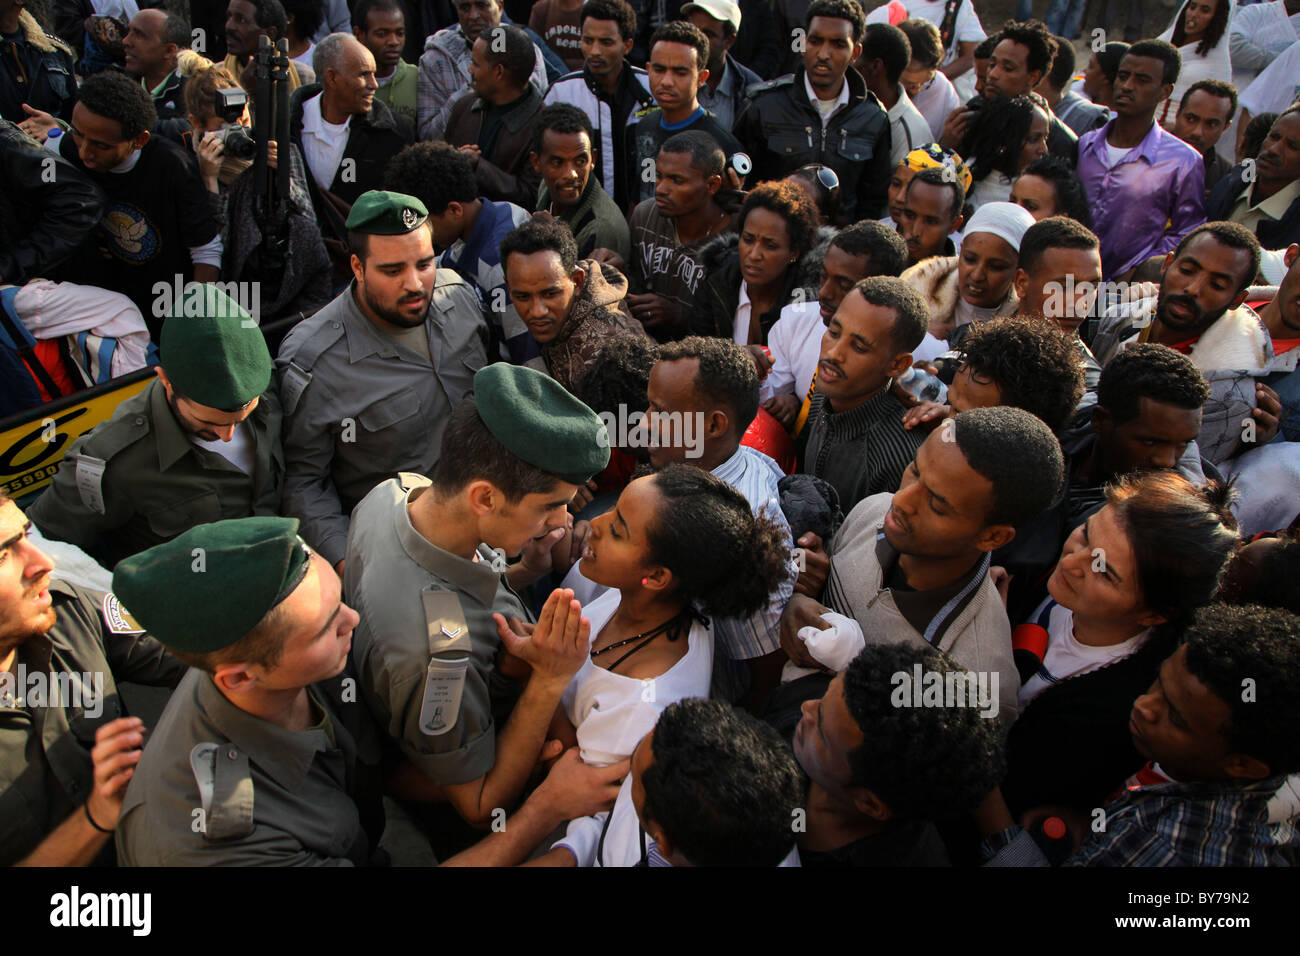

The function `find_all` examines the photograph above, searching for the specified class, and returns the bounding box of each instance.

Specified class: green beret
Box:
[474,364,610,484]
[112,517,312,655]
[345,190,428,234]
[160,284,272,411]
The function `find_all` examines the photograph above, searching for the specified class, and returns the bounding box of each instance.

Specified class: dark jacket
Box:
[0,11,76,123]
[445,87,545,210]
[1002,623,1178,817]
[1208,162,1300,250]
[718,52,763,127]
[289,84,414,270]
[693,231,820,342]
[735,67,892,222]
[0,120,104,285]
[151,70,191,146]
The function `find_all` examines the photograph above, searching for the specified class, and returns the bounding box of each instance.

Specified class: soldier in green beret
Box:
[276,189,490,576]
[345,363,610,849]
[28,284,284,567]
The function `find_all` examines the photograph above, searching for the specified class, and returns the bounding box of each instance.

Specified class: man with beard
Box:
[28,286,284,568]
[276,191,488,575]
[0,493,185,866]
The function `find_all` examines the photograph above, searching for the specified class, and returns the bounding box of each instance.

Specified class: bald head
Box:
[316,33,378,118]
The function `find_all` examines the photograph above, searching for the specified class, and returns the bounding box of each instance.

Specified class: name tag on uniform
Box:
[418,590,472,737]
[75,455,108,515]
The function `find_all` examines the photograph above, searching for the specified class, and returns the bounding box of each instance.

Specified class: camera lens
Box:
[731,152,752,177]
[217,125,257,161]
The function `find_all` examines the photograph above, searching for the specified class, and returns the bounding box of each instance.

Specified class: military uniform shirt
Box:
[276,274,489,567]
[27,380,284,567]
[116,670,373,866]
[345,475,531,786]
[0,580,184,865]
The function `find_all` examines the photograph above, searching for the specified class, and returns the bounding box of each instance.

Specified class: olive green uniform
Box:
[27,381,284,567]
[0,580,184,865]
[115,669,381,866]
[345,474,531,785]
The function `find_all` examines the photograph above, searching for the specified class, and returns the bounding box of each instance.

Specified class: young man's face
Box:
[532,128,592,209]
[1156,233,1253,337]
[454,0,501,43]
[884,429,999,559]
[946,362,1002,414]
[817,289,910,413]
[644,357,715,468]
[355,7,406,72]
[158,368,260,442]
[653,148,719,218]
[794,672,864,798]
[803,16,860,95]
[1009,172,1060,220]
[225,0,273,58]
[1129,645,1237,781]
[504,248,583,343]
[898,179,959,264]
[900,58,934,99]
[69,102,146,172]
[239,554,360,690]
[818,243,874,322]
[351,228,437,329]
[123,9,172,79]
[687,10,729,75]
[1112,53,1172,119]
[0,502,57,655]
[1256,111,1300,187]
[1095,397,1202,475]
[1047,504,1151,624]
[1081,52,1107,100]
[1172,89,1233,154]
[468,36,501,99]
[984,38,1039,100]
[580,16,631,80]
[648,40,705,115]
[1016,245,1103,336]
[484,481,579,557]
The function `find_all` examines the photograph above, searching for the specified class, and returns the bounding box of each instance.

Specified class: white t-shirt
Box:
[889,87,935,166]
[911,70,962,141]
[1019,602,1152,706]
[760,300,823,403]
[1239,40,1300,118]
[1103,139,1131,168]
[300,93,351,191]
[733,282,753,346]
[804,72,850,129]
[905,0,986,64]
[191,420,256,475]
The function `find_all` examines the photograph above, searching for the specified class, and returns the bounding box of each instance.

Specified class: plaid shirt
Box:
[984,775,1300,866]
[416,24,549,141]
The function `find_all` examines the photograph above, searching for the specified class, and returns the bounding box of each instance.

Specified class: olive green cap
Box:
[159,284,271,411]
[345,190,429,234]
[112,517,312,655]
[474,364,610,484]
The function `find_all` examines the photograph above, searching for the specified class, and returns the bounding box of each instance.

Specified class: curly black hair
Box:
[807,0,867,44]
[1045,34,1075,91]
[851,275,928,351]
[1097,343,1210,425]
[829,220,909,278]
[1219,530,1300,615]
[532,102,594,155]
[952,406,1065,527]
[76,69,158,140]
[960,94,1041,182]
[645,465,791,619]
[898,18,942,69]
[1126,39,1182,87]
[641,698,802,866]
[842,643,1007,820]
[1180,78,1238,123]
[1182,603,1300,775]
[1240,112,1278,161]
[1170,0,1230,57]
[739,180,820,260]
[574,336,658,419]
[1018,213,1099,277]
[384,141,476,214]
[661,129,725,177]
[351,0,402,32]
[649,20,708,71]
[1016,155,1093,228]
[581,0,636,42]
[996,18,1055,77]
[907,166,966,223]
[959,316,1085,434]
[863,22,911,85]
[1105,471,1237,625]
[974,35,999,60]
[282,0,324,41]
[656,335,759,433]
[481,24,536,87]
[246,0,289,38]
[499,216,579,274]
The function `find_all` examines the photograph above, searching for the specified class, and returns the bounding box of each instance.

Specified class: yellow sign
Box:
[0,374,153,499]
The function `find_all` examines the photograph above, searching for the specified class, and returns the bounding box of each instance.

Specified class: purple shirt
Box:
[1077,120,1206,279]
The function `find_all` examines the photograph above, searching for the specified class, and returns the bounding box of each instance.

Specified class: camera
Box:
[215,87,248,123]
[214,124,257,160]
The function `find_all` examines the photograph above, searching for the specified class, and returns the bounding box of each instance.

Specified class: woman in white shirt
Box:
[1158,0,1237,128]
[959,94,1051,213]
[552,464,790,767]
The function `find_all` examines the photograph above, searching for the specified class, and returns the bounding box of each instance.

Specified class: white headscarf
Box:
[964,201,1037,253]
[1157,0,1237,127]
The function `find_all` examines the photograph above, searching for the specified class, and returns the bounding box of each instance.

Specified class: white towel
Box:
[780,611,866,683]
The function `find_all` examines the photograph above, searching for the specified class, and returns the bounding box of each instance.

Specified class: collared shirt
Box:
[733,282,753,345]
[697,58,740,132]
[345,475,531,785]
[910,69,961,140]
[117,670,375,866]
[983,775,1300,866]
[886,85,932,166]
[275,273,487,566]
[27,380,284,567]
[300,92,351,191]
[1077,119,1206,279]
[800,388,924,512]
[803,71,851,129]
[1228,178,1300,236]
[0,580,183,865]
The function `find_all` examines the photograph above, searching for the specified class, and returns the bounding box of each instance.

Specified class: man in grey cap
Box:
[345,363,609,846]
[28,284,283,567]
[277,189,490,575]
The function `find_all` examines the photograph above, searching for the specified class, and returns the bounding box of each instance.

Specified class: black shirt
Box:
[626,106,743,208]
[800,820,952,867]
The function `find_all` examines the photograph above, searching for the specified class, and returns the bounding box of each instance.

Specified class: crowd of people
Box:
[2,0,1300,869]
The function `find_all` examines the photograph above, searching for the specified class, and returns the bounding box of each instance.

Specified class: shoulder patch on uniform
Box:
[631,105,657,120]
[102,592,146,635]
[191,742,255,842]
[74,455,108,515]
[279,362,313,415]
